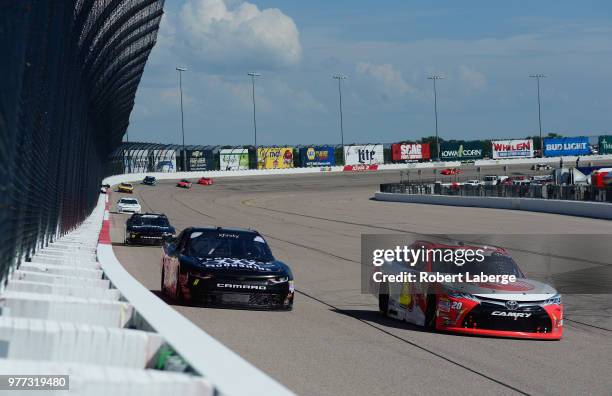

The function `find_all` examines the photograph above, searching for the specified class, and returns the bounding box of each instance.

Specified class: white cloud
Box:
[179,0,302,69]
[356,62,413,95]
[458,65,487,91]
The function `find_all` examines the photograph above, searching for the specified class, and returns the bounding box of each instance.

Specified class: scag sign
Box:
[491,139,534,159]
[391,143,431,161]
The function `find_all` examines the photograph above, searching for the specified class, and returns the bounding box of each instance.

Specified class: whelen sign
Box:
[491,139,534,159]
[391,143,431,161]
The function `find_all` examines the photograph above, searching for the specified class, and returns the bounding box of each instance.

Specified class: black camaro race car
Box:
[125,213,175,245]
[161,227,294,310]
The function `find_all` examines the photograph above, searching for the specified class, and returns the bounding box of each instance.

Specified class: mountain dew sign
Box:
[599,136,612,155]
[440,141,483,160]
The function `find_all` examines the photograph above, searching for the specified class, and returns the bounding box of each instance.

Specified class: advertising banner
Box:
[543,137,590,157]
[391,143,431,161]
[491,139,534,159]
[299,146,335,167]
[344,145,384,165]
[219,149,249,171]
[257,147,294,169]
[598,136,612,155]
[186,150,214,171]
[152,150,176,172]
[123,149,149,173]
[440,141,483,161]
[343,164,379,172]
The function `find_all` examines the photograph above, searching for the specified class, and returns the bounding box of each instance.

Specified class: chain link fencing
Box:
[0,0,164,284]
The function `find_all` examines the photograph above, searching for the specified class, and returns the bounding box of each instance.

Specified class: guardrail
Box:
[380,183,612,202]
[373,191,612,220]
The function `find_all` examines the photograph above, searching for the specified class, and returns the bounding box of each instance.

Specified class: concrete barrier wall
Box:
[374,192,612,220]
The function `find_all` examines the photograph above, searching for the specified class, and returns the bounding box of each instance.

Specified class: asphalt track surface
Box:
[109,165,612,396]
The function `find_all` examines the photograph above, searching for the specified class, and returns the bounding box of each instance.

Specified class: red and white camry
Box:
[377,241,563,340]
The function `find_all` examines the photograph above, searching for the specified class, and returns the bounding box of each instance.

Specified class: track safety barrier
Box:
[373,192,612,220]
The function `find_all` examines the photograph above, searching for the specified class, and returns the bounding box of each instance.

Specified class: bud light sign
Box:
[299,146,335,167]
[344,145,384,165]
[543,137,591,157]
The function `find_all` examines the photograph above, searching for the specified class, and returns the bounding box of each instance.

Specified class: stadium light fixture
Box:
[428,75,445,161]
[333,74,348,164]
[529,74,546,158]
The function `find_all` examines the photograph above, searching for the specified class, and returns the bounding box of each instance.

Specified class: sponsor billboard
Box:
[344,164,378,172]
[599,136,612,155]
[123,149,149,173]
[491,139,534,159]
[344,145,384,165]
[257,147,294,169]
[299,146,335,167]
[440,141,483,160]
[391,143,431,161]
[186,150,214,171]
[152,150,176,172]
[543,137,590,157]
[219,148,249,171]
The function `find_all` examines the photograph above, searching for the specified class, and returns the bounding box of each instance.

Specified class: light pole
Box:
[176,67,187,171]
[530,74,546,157]
[428,75,444,161]
[333,74,347,164]
[248,72,261,168]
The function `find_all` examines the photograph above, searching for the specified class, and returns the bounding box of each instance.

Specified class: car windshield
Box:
[131,216,168,227]
[145,177,154,181]
[121,199,138,205]
[121,183,132,187]
[181,179,189,183]
[185,230,274,262]
[431,252,524,277]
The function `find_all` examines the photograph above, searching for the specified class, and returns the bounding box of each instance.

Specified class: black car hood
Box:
[183,257,288,275]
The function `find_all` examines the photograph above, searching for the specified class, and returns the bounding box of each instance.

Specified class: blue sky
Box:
[127,0,612,146]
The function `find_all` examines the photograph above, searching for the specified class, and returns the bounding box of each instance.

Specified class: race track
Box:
[109,168,612,396]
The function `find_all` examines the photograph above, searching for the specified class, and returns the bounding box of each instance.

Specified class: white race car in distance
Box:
[117,198,142,214]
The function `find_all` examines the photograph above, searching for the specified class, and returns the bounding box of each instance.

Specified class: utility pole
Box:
[333,74,347,164]
[530,74,546,157]
[248,72,261,168]
[428,75,444,161]
[176,67,187,170]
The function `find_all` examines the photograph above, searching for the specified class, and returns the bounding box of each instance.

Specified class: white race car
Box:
[117,197,142,214]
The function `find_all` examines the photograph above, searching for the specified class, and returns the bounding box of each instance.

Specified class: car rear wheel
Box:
[378,282,389,316]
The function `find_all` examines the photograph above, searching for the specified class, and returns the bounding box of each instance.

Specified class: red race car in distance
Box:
[440,168,461,176]
[197,177,214,185]
[176,179,192,189]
